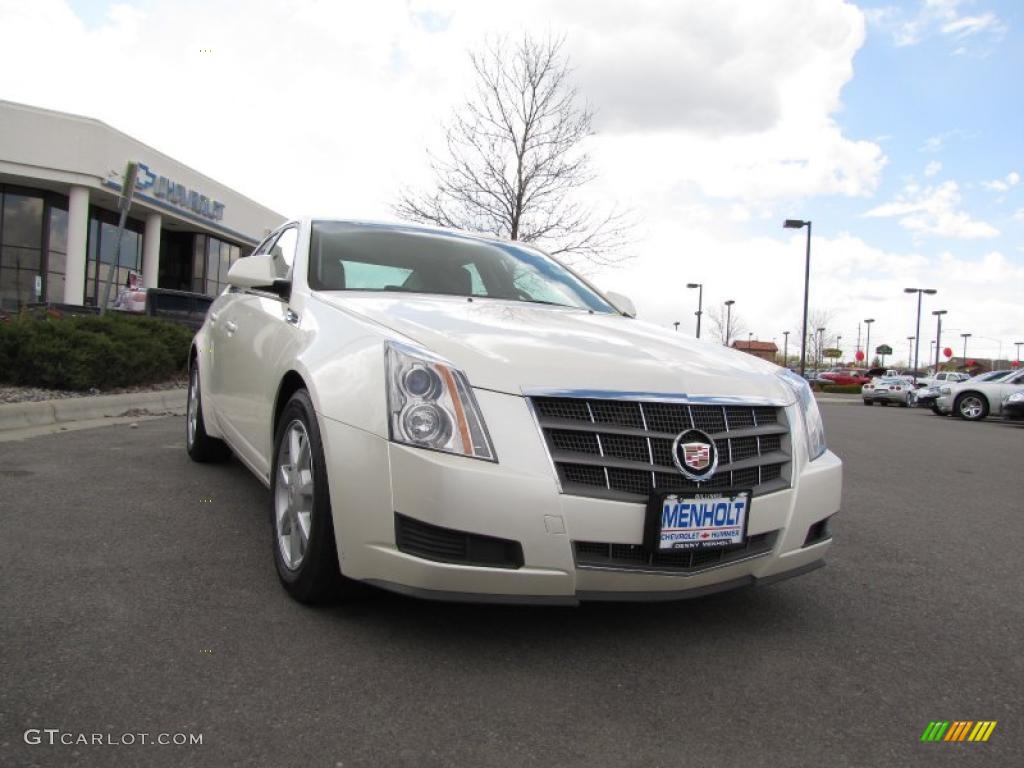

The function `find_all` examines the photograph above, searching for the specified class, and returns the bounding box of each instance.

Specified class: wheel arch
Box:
[274,370,311,439]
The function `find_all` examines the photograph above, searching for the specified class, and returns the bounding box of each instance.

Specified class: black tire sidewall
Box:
[955,393,988,421]
[187,360,230,462]
[270,390,341,601]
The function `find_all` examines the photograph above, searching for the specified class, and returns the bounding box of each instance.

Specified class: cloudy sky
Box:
[2,0,1021,364]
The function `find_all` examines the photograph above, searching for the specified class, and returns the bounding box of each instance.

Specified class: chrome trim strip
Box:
[574,547,775,577]
[584,402,611,490]
[522,388,791,407]
[637,402,656,490]
[523,396,563,494]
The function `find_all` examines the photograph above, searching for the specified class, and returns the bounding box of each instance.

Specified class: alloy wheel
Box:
[274,420,315,571]
[959,396,985,420]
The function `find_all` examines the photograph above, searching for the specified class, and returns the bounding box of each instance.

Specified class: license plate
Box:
[650,491,750,551]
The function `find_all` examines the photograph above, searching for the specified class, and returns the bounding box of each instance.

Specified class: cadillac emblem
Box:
[672,428,718,481]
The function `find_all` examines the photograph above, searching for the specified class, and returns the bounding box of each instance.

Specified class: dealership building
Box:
[0,100,285,311]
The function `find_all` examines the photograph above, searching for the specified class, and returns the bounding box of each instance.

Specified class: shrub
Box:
[0,312,194,391]
[818,384,863,395]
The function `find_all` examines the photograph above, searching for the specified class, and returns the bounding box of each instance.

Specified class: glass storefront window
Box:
[2,194,43,249]
[46,273,64,304]
[0,190,45,309]
[193,235,207,294]
[49,206,68,254]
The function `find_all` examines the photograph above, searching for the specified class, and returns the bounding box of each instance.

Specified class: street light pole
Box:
[960,332,971,365]
[724,299,735,346]
[932,309,947,371]
[907,336,914,368]
[836,334,842,364]
[905,287,937,373]
[864,318,875,366]
[687,283,703,338]
[783,330,790,367]
[1016,341,1023,364]
[673,321,680,332]
[816,326,826,367]
[783,219,812,377]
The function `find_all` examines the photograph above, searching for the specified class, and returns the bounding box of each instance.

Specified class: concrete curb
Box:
[0,389,187,432]
[815,395,861,406]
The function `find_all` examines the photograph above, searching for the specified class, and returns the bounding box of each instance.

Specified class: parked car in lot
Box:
[934,369,1024,421]
[916,370,970,389]
[914,370,1012,412]
[1003,391,1024,420]
[862,376,914,406]
[186,219,842,605]
[819,368,870,386]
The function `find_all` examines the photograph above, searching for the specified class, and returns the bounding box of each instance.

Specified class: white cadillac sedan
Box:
[186,219,842,605]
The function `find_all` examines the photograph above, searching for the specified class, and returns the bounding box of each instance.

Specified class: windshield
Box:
[307,222,616,313]
[970,370,1011,382]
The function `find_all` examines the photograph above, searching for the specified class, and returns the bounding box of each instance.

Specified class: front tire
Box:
[271,389,352,604]
[955,392,989,421]
[186,362,231,463]
[930,405,946,416]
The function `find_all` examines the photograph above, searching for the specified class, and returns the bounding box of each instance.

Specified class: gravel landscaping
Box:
[0,376,187,405]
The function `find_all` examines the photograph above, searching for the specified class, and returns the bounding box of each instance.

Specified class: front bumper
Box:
[935,394,954,414]
[317,391,842,603]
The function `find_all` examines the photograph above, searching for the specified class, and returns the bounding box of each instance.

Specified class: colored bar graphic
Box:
[944,721,972,741]
[921,722,949,741]
[922,720,996,742]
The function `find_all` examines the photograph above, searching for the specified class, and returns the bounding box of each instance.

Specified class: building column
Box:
[142,212,161,288]
[63,185,89,305]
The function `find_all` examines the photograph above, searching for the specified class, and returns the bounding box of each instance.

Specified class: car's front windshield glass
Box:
[307,222,615,313]
[971,371,1009,382]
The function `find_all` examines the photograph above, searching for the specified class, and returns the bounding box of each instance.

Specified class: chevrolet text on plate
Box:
[186,219,842,605]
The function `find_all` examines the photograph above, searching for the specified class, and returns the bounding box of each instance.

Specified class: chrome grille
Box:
[575,531,778,573]
[531,396,791,502]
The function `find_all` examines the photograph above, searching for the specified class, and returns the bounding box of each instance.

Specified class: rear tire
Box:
[930,405,946,416]
[954,392,988,421]
[863,400,873,406]
[270,389,355,604]
[186,361,231,463]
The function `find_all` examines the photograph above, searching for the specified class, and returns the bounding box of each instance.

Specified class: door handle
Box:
[225,320,238,334]
[285,309,300,325]
[209,311,219,323]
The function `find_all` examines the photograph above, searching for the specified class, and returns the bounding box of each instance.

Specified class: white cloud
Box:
[982,171,1020,192]
[865,181,999,239]
[924,160,942,177]
[0,0,1017,359]
[1014,208,1024,221]
[869,1,1006,52]
[0,0,886,212]
[592,228,1022,363]
[942,13,1001,39]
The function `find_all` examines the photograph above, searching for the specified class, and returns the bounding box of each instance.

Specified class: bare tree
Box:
[394,34,632,267]
[791,308,836,367]
[707,304,747,346]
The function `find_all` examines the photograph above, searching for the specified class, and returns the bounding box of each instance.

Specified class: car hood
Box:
[315,293,794,402]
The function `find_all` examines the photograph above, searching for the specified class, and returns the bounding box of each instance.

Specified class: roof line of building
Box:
[0,98,284,220]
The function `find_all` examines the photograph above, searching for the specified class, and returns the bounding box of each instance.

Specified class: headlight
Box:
[385,341,496,461]
[776,368,827,461]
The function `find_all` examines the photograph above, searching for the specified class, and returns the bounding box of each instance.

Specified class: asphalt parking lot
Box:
[1,405,1021,767]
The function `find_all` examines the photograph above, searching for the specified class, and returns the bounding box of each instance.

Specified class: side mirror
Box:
[605,291,637,318]
[227,254,289,297]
